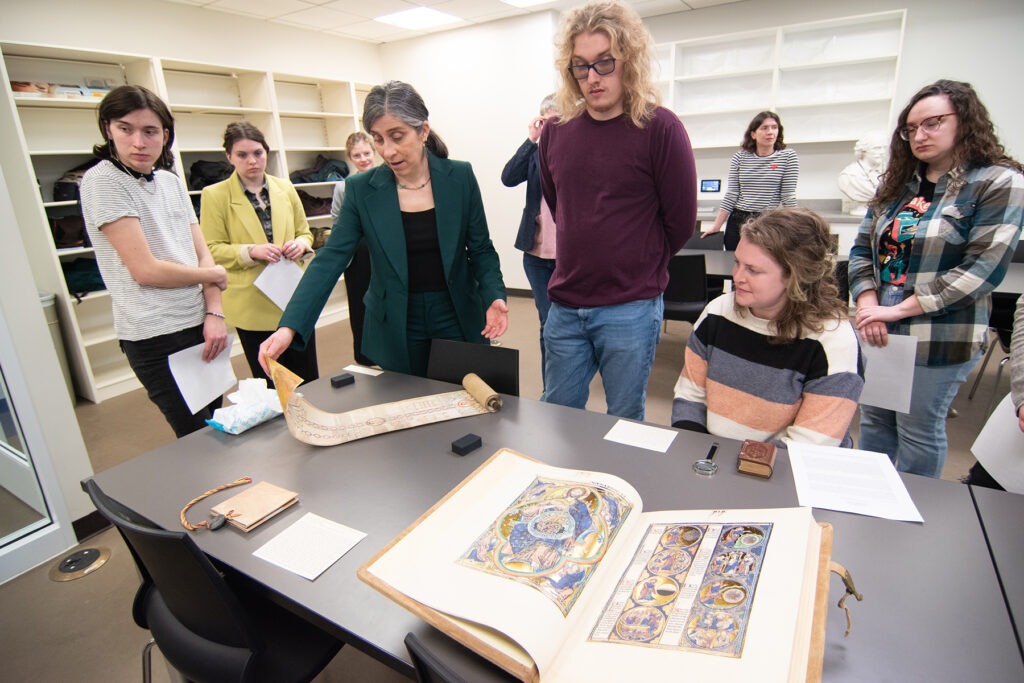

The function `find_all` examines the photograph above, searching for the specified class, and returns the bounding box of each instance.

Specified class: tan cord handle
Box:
[830,560,863,637]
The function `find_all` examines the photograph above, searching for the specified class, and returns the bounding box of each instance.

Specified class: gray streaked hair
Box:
[539,93,558,115]
[362,80,448,159]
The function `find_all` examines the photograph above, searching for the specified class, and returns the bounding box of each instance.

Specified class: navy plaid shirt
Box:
[849,163,1024,366]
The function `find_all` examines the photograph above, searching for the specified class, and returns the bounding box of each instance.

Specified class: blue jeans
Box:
[523,253,556,388]
[541,296,662,420]
[121,325,222,438]
[857,284,981,478]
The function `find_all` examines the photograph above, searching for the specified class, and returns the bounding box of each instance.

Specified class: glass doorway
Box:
[0,362,51,547]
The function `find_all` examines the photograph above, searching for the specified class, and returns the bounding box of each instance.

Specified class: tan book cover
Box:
[359,448,830,682]
[211,481,298,532]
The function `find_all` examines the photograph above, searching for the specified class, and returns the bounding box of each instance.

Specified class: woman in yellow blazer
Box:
[259,81,507,377]
[201,121,318,383]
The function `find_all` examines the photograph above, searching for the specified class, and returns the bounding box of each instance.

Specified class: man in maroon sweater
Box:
[539,0,697,420]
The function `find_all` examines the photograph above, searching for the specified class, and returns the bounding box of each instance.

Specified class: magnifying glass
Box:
[693,442,719,476]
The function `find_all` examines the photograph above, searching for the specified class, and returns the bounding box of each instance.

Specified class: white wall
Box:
[380,12,561,292]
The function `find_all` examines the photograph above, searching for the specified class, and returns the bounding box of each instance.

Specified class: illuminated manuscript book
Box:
[359,449,829,683]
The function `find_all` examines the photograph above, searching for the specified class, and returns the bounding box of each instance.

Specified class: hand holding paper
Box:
[168,335,237,415]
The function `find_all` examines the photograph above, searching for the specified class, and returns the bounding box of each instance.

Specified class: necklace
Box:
[397,176,431,191]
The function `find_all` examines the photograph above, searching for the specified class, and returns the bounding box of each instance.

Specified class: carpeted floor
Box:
[2,293,1003,682]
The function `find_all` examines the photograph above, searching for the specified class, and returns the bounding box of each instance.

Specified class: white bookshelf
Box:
[656,11,905,149]
[0,43,356,402]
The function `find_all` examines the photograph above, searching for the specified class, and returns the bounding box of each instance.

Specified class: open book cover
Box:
[359,449,827,682]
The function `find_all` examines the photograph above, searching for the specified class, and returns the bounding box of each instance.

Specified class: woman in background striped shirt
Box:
[702,111,800,251]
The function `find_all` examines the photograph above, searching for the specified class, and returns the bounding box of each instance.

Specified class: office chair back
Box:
[682,230,724,251]
[405,632,468,683]
[427,338,520,396]
[84,479,259,680]
[663,254,710,327]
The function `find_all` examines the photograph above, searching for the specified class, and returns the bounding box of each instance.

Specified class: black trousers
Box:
[724,210,761,251]
[344,241,372,366]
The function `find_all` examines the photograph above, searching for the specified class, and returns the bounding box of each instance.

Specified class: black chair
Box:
[83,479,343,683]
[682,229,724,251]
[663,254,710,331]
[427,338,520,396]
[967,292,1020,416]
[681,230,726,298]
[404,632,468,683]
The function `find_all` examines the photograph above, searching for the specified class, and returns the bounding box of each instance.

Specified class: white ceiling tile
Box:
[321,0,418,19]
[150,0,745,43]
[683,0,739,8]
[631,0,691,16]
[275,6,366,29]
[207,0,311,20]
[330,19,415,40]
[432,0,526,21]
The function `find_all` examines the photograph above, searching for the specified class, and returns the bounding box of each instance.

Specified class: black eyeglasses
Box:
[898,113,956,141]
[568,57,616,80]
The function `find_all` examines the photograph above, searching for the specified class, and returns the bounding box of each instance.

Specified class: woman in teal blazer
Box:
[201,121,317,383]
[260,81,507,377]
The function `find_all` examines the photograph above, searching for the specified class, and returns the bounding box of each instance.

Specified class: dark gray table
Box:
[972,484,1024,659]
[89,371,1024,681]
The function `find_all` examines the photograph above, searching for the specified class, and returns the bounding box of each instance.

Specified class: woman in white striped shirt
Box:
[702,111,800,250]
[80,86,229,437]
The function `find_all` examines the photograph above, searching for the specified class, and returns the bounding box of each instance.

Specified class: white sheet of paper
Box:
[603,420,677,453]
[253,512,367,581]
[859,334,917,413]
[253,259,303,311]
[788,442,924,522]
[344,364,383,376]
[167,335,237,415]
[971,393,1024,494]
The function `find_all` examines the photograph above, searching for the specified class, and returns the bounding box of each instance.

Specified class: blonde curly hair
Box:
[553,1,661,128]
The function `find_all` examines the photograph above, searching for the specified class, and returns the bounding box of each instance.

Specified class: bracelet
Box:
[206,311,225,319]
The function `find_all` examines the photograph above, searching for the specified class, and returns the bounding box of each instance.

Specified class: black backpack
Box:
[188,159,234,191]
[289,154,349,184]
[53,158,102,202]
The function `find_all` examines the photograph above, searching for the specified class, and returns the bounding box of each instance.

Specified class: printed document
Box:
[788,442,923,522]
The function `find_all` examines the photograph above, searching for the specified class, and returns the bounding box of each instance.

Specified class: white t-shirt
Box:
[81,160,205,341]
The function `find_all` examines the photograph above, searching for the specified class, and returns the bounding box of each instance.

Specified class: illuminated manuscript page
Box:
[364,449,821,682]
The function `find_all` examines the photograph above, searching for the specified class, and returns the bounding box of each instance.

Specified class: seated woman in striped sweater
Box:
[672,208,864,447]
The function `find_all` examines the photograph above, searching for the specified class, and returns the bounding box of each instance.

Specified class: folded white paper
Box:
[859,334,917,413]
[168,335,237,415]
[254,259,303,311]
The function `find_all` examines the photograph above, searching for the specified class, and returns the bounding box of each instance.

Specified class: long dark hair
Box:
[362,81,448,159]
[93,85,176,170]
[872,79,1023,210]
[741,111,785,154]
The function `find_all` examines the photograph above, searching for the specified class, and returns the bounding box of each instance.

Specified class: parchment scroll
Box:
[268,358,500,447]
